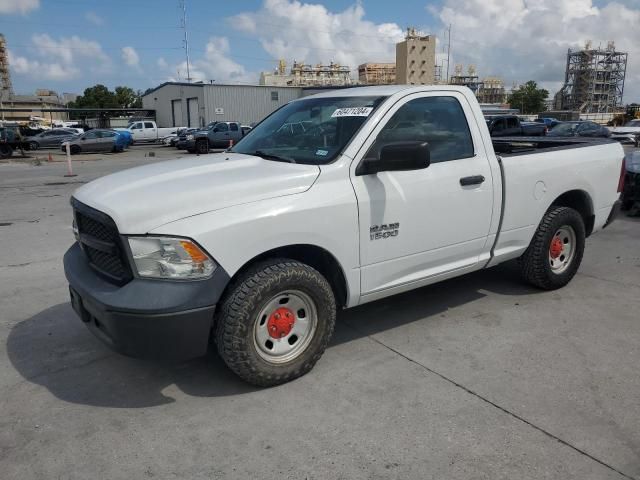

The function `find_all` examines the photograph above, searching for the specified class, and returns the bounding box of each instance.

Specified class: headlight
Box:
[128,237,216,279]
[186,134,194,140]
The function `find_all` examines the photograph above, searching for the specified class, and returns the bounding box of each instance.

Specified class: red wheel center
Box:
[267,307,295,339]
[550,236,564,259]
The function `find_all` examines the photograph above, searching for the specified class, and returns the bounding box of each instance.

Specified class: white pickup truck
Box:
[64,86,624,386]
[123,120,181,143]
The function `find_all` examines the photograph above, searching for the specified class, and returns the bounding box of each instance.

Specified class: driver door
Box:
[211,122,230,146]
[350,92,495,300]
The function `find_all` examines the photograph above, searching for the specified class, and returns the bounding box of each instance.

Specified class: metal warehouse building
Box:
[142,82,304,128]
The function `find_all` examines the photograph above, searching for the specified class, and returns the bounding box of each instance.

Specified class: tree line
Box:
[68,84,146,110]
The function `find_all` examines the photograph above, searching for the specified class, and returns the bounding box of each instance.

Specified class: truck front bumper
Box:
[178,139,196,150]
[64,243,230,361]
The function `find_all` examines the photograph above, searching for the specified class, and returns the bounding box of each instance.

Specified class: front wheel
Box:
[519,206,585,290]
[0,144,13,159]
[215,259,336,387]
[196,139,209,154]
[28,141,39,151]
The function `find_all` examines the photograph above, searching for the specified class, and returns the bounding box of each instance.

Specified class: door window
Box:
[215,123,229,132]
[83,131,99,139]
[492,119,505,133]
[99,131,117,138]
[132,123,143,129]
[506,117,519,129]
[144,122,154,129]
[366,96,474,163]
[230,123,239,131]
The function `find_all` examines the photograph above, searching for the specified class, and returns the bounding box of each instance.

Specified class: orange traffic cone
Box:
[47,152,53,162]
[229,139,233,148]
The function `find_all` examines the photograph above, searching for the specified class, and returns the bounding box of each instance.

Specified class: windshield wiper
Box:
[252,150,296,163]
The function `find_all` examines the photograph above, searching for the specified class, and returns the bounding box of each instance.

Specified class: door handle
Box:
[460,175,485,186]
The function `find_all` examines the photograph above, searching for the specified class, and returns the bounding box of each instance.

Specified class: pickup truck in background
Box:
[123,120,182,143]
[182,121,244,153]
[486,114,547,136]
[609,119,640,147]
[64,85,624,387]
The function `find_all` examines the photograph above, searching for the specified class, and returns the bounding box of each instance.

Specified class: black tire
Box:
[70,145,81,155]
[28,141,39,151]
[0,144,13,159]
[519,206,585,290]
[215,258,336,387]
[196,139,209,154]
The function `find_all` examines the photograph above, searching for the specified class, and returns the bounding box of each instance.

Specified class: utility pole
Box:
[446,24,452,83]
[180,0,191,82]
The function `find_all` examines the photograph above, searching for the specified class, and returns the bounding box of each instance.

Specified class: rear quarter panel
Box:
[490,141,623,264]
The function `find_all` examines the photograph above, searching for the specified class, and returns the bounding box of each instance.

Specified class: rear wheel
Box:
[70,145,81,155]
[215,259,336,387]
[28,141,39,150]
[519,206,585,290]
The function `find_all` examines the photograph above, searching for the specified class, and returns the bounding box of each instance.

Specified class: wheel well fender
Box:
[228,244,349,309]
[549,189,594,236]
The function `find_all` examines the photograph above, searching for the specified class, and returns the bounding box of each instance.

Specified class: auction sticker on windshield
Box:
[331,107,373,118]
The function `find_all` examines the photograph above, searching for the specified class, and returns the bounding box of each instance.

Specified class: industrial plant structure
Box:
[0,34,13,100]
[260,60,353,87]
[557,41,627,113]
[449,65,508,104]
[395,28,436,85]
[358,63,396,85]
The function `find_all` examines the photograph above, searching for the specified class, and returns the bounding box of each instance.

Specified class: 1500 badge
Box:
[370,223,400,240]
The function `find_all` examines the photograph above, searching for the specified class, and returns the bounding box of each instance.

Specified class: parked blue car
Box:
[534,117,561,129]
[114,129,133,147]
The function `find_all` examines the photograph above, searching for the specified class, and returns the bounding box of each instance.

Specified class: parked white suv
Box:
[64,86,624,386]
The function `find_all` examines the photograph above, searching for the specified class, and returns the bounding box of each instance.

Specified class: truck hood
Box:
[72,153,320,233]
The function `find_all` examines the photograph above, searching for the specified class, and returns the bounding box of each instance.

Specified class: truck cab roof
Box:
[304,85,475,99]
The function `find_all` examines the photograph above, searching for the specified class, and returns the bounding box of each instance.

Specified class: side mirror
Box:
[356,141,430,176]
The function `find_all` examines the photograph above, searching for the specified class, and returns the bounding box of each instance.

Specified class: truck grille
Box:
[72,199,132,285]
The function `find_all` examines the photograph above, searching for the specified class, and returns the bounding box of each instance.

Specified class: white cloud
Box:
[157,57,168,69]
[31,33,109,64]
[121,46,140,68]
[8,50,77,80]
[431,0,640,102]
[229,0,404,76]
[85,11,104,26]
[0,0,39,14]
[9,34,111,82]
[171,37,253,83]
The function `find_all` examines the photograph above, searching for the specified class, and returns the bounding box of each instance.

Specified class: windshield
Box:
[550,123,578,135]
[624,120,640,127]
[230,95,387,164]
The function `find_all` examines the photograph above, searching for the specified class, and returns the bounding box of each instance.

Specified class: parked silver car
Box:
[61,129,124,154]
[26,129,78,150]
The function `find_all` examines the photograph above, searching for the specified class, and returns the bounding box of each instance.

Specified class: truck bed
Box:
[493,137,616,156]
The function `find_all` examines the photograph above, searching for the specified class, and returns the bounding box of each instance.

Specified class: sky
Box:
[1,0,639,102]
